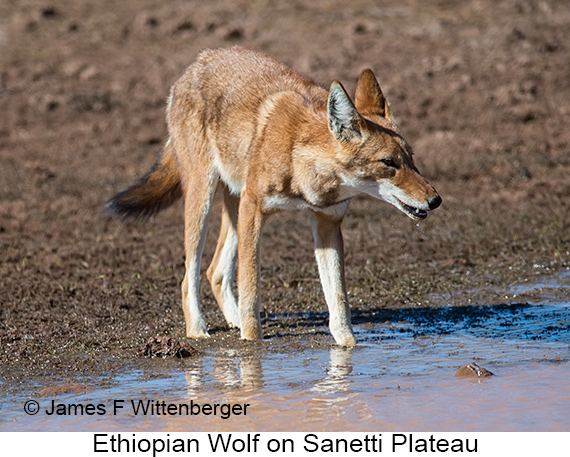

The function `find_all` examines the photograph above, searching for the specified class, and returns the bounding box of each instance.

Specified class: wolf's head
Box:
[327,70,441,220]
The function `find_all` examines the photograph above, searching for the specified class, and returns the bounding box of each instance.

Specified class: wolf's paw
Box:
[186,322,210,339]
[331,326,357,347]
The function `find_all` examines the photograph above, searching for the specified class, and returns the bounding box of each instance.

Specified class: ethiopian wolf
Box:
[105,46,441,346]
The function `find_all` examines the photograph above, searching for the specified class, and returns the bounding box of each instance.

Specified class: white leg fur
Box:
[182,260,210,338]
[181,172,218,338]
[312,213,356,347]
[207,190,241,328]
[213,227,240,327]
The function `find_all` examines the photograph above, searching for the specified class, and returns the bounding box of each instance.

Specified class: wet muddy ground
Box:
[2,273,569,431]
[1,0,569,431]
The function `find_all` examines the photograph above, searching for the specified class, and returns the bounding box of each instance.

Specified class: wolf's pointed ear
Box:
[355,69,391,119]
[328,81,365,142]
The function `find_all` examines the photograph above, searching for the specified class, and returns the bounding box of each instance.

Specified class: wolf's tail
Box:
[103,140,182,220]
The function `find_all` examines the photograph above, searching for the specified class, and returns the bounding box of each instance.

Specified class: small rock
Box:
[174,21,194,34]
[61,60,87,78]
[39,6,60,20]
[223,28,244,41]
[144,336,198,358]
[455,362,494,379]
[79,66,98,81]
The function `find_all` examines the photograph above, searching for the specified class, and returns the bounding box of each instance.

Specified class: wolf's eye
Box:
[380,157,396,168]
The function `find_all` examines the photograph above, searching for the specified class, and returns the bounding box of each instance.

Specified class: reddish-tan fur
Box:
[105,46,441,346]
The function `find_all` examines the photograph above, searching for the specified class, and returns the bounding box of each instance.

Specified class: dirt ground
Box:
[1,0,569,389]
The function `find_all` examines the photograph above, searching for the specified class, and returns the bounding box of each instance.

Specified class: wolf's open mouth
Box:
[402,203,427,220]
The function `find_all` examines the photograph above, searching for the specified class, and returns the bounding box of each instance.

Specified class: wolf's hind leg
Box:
[207,186,241,329]
[180,162,218,338]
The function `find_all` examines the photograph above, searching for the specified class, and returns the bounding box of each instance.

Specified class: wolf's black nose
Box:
[428,195,442,210]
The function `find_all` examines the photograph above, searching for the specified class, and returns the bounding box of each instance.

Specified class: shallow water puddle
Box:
[2,276,569,432]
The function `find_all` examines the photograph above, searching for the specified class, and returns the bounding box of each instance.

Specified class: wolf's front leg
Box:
[237,191,265,340]
[312,212,357,347]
